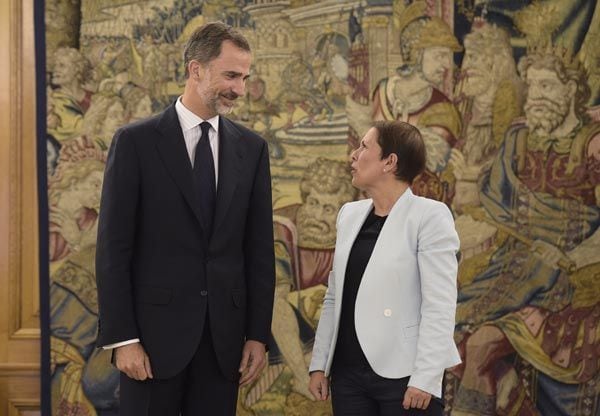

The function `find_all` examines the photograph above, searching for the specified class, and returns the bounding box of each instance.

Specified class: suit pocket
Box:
[403,323,420,339]
[135,285,172,305]
[231,290,246,309]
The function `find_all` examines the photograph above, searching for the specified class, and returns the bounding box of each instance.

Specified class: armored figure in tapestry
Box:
[372,1,462,205]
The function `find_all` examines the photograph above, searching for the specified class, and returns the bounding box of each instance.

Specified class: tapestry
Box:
[45,0,600,415]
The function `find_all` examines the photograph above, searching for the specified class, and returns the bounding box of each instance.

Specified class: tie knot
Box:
[199,122,211,138]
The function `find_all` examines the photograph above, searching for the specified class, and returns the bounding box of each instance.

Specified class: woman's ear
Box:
[386,153,398,172]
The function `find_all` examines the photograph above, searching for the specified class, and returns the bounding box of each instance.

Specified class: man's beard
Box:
[203,90,239,116]
[524,97,569,135]
[297,208,336,248]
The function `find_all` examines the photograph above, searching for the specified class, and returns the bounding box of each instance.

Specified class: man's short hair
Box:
[373,121,426,184]
[183,22,250,78]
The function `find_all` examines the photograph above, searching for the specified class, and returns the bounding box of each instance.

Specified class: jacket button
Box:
[200,290,208,296]
[383,308,392,317]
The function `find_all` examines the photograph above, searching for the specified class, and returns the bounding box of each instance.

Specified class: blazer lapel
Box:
[212,117,242,238]
[361,188,414,280]
[334,200,373,301]
[154,104,206,231]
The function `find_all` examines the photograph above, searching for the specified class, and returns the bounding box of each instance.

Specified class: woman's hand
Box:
[403,386,432,410]
[308,371,329,401]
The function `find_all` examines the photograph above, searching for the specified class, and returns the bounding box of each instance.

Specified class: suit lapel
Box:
[154,104,206,231]
[212,117,242,238]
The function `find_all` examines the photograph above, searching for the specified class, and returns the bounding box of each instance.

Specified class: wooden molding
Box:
[8,399,41,416]
[0,0,41,413]
[7,0,40,340]
[10,329,42,340]
[7,0,24,340]
[0,363,41,377]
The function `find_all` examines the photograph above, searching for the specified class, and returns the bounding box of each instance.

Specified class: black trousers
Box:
[330,364,444,416]
[119,324,238,416]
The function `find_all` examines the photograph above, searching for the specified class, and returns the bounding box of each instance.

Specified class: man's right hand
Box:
[308,371,329,401]
[115,343,153,381]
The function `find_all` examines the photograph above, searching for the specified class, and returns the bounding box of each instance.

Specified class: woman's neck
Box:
[368,180,409,216]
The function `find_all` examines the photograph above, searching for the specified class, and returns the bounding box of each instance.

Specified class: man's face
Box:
[52,54,79,86]
[194,41,251,117]
[524,67,573,135]
[421,46,453,86]
[461,48,493,96]
[297,187,351,249]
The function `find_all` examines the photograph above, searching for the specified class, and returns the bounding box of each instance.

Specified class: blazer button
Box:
[200,290,208,296]
[383,308,392,317]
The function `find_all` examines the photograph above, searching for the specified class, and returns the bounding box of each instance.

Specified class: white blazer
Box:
[309,188,461,398]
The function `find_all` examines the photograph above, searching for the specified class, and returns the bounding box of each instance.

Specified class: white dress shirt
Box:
[102,98,220,350]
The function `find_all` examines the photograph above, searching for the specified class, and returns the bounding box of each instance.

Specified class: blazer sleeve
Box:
[308,270,335,373]
[408,202,461,397]
[243,140,276,344]
[95,128,140,347]
[309,203,346,373]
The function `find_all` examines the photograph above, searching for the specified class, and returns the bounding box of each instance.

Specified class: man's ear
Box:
[188,60,204,80]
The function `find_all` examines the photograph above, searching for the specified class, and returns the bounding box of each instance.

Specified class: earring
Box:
[383,169,387,173]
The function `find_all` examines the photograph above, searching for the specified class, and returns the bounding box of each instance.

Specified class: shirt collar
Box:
[175,96,219,135]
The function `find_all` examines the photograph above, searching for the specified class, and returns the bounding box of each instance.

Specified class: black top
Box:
[332,208,387,370]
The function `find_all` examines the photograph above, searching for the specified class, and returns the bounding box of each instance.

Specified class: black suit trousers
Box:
[119,322,238,416]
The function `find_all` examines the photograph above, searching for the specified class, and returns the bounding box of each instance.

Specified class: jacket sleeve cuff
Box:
[407,369,444,398]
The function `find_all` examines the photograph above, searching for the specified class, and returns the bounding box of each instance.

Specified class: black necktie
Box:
[193,122,216,234]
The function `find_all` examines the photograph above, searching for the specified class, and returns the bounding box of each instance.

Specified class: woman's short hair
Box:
[373,121,426,184]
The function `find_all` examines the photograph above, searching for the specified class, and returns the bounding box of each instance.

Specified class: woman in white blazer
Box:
[308,121,461,415]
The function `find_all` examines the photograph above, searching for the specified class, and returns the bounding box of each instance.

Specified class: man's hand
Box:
[403,386,432,410]
[239,340,266,386]
[308,371,329,401]
[115,343,153,381]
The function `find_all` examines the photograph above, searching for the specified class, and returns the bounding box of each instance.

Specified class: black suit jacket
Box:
[95,103,275,380]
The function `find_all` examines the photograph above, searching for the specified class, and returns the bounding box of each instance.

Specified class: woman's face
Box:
[349,127,387,190]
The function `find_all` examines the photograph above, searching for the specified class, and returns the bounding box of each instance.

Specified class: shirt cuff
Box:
[102,338,140,349]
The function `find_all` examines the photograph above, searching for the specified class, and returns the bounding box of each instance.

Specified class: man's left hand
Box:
[403,386,432,410]
[239,340,267,386]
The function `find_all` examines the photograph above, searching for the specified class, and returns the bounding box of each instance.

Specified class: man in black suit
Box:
[95,22,275,415]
